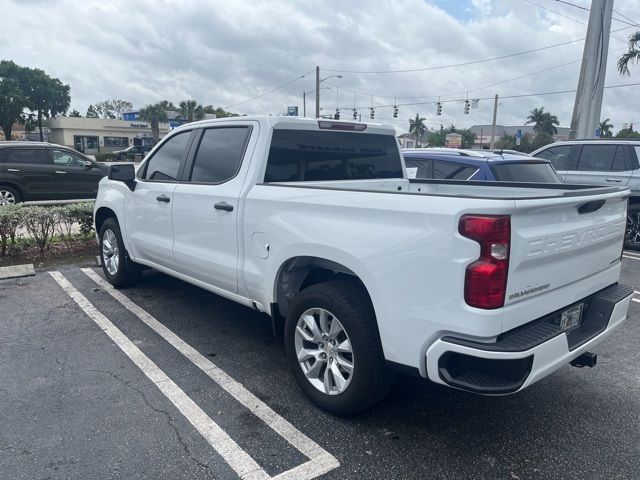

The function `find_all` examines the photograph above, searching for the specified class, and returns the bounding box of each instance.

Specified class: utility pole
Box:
[303,91,306,117]
[569,0,613,140]
[489,94,498,150]
[315,66,320,118]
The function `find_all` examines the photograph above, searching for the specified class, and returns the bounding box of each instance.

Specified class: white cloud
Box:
[1,0,639,134]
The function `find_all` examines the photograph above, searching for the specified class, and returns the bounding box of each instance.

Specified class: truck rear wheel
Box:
[284,280,394,416]
[99,217,142,288]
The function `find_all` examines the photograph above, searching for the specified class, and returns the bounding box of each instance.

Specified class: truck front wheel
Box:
[284,280,394,416]
[99,217,142,288]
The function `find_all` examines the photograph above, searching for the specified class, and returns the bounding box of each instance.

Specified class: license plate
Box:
[560,304,584,332]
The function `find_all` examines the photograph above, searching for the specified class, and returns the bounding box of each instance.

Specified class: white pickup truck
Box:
[95,116,633,415]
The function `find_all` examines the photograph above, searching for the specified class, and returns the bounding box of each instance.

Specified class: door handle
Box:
[605,178,622,182]
[214,202,234,212]
[156,195,171,203]
[55,170,67,174]
[7,168,20,172]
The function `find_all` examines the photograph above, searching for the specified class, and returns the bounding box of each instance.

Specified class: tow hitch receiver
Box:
[570,351,597,368]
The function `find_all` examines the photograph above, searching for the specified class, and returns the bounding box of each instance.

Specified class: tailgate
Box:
[506,189,628,306]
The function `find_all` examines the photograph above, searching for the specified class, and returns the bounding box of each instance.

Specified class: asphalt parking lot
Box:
[1,255,639,480]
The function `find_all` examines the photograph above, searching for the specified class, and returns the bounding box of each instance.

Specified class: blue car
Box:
[402,148,561,183]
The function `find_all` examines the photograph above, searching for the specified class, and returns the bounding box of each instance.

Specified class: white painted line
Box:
[50,271,270,480]
[82,268,340,480]
[623,255,640,261]
[632,298,640,303]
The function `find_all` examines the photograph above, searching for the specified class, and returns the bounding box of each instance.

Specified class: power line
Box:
[322,24,634,74]
[612,9,640,28]
[223,69,315,109]
[554,0,638,27]
[523,0,586,25]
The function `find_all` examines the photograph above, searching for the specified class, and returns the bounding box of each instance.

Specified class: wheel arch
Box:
[272,255,378,321]
[95,206,118,234]
[0,182,24,202]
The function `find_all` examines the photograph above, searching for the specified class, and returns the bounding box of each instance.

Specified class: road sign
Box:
[445,133,462,149]
[516,137,521,146]
[287,106,299,116]
[515,129,522,139]
[595,128,601,138]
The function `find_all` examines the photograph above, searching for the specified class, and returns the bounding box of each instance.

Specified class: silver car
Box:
[532,140,640,249]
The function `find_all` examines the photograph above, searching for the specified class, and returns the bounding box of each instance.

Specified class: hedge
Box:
[94,153,116,162]
[0,202,95,255]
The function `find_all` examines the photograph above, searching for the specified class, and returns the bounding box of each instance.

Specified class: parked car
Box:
[402,148,561,183]
[531,140,640,249]
[112,145,147,160]
[0,141,108,205]
[95,117,632,415]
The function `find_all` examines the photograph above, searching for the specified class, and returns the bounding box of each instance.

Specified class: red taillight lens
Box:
[459,215,511,309]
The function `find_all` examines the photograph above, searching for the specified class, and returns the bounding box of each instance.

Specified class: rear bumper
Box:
[425,283,633,394]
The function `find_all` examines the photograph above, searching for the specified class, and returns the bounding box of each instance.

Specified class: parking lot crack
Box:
[83,367,215,479]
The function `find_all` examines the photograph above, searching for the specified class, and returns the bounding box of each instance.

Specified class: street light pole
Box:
[315,66,320,118]
[489,94,498,150]
[303,91,306,117]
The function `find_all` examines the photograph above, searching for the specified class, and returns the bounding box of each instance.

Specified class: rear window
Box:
[490,162,561,183]
[264,130,402,182]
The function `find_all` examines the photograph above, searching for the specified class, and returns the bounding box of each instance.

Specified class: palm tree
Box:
[139,103,168,145]
[618,31,640,76]
[526,107,559,136]
[599,118,614,138]
[409,114,426,147]
[178,100,205,122]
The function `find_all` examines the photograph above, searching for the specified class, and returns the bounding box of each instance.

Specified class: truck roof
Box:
[176,116,397,136]
[402,148,545,164]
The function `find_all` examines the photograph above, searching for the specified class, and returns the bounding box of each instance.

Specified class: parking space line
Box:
[49,271,271,480]
[81,268,340,480]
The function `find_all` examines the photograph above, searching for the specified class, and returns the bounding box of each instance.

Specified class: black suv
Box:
[0,142,108,205]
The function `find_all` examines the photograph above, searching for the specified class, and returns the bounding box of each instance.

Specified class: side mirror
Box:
[108,164,136,191]
[83,160,93,169]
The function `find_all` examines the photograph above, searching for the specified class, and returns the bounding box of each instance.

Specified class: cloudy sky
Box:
[2,0,640,134]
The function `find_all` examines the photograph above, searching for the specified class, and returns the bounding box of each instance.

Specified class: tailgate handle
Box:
[577,200,605,214]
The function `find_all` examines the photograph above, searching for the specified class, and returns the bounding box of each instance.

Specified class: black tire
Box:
[284,280,394,416]
[0,185,21,205]
[99,217,142,288]
[625,204,640,250]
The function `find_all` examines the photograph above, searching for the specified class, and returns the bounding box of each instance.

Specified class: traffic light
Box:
[393,105,398,118]
[353,109,358,120]
[436,102,442,116]
[464,100,470,115]
[370,107,375,119]
[334,109,340,120]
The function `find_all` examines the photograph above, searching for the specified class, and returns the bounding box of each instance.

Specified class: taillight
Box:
[459,215,511,309]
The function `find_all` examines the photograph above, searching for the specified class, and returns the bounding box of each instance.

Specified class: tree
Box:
[526,107,559,136]
[599,118,613,138]
[427,125,475,149]
[495,134,534,153]
[139,103,168,145]
[0,61,29,140]
[618,31,640,76]
[531,132,554,151]
[92,99,133,119]
[86,104,99,118]
[69,109,81,117]
[24,68,70,141]
[615,127,640,139]
[178,100,205,122]
[203,105,240,118]
[409,114,426,147]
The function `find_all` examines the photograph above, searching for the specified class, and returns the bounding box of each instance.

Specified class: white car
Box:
[94,116,633,415]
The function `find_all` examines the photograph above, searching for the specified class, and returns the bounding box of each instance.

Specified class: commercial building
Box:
[47,117,171,154]
[469,124,570,148]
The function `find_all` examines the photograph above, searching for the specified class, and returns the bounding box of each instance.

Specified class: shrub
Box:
[0,205,23,256]
[95,153,116,162]
[67,202,94,235]
[22,206,57,253]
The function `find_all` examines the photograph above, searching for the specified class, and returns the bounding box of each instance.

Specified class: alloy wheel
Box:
[294,307,354,395]
[0,190,16,206]
[626,211,640,247]
[102,229,120,275]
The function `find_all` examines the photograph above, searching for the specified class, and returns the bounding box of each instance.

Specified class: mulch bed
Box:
[0,239,98,270]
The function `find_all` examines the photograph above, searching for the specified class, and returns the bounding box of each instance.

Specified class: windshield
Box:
[490,161,561,183]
